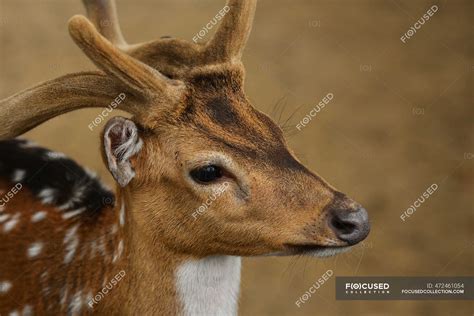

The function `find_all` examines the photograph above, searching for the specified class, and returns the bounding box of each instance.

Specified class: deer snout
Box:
[329,207,370,245]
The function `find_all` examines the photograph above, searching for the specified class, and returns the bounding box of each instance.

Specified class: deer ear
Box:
[103,117,143,187]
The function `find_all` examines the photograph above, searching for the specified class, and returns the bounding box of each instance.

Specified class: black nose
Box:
[329,208,370,245]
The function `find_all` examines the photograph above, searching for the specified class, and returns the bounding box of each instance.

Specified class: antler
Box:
[204,0,257,63]
[0,72,130,139]
[81,0,127,48]
[68,16,179,95]
[0,0,257,139]
[81,0,257,69]
[0,15,184,140]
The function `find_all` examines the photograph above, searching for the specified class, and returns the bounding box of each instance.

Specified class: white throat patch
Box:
[175,256,241,316]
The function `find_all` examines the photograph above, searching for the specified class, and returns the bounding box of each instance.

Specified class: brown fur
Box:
[0,1,368,314]
[0,180,124,314]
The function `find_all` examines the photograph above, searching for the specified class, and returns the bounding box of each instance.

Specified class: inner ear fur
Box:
[102,116,143,187]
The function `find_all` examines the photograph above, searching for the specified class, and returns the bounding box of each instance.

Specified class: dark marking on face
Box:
[268,146,308,172]
[190,122,309,173]
[175,66,314,175]
[253,109,285,140]
[205,97,241,126]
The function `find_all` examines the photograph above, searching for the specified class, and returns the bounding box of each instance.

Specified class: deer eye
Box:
[190,165,223,184]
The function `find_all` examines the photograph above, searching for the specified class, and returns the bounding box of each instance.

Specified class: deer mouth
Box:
[284,244,352,258]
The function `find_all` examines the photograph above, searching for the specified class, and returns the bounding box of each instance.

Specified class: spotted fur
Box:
[0,140,124,315]
[0,139,115,216]
[0,0,369,314]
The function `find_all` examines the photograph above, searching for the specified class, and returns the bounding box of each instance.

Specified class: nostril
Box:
[330,216,357,235]
[329,208,370,245]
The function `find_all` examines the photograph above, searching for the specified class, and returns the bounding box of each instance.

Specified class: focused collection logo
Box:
[344,282,390,295]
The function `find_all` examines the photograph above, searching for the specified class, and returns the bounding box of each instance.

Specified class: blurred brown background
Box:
[1,0,472,315]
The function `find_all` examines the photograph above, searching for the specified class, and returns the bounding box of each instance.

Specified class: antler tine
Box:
[0,72,140,139]
[68,15,184,96]
[82,0,127,48]
[80,0,258,72]
[0,14,187,140]
[204,0,257,63]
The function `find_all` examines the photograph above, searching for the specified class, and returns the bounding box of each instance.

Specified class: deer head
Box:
[0,0,369,260]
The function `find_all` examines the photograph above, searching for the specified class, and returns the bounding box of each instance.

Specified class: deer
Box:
[0,0,370,315]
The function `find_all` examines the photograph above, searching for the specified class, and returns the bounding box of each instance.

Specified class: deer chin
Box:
[285,244,353,257]
[259,244,352,258]
[304,246,352,258]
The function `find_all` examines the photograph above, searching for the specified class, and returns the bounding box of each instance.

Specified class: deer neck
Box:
[175,256,242,316]
[102,189,242,316]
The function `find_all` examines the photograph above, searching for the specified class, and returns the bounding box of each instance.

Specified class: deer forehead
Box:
[142,77,293,168]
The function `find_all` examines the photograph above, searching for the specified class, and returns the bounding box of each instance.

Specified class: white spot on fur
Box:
[43,286,51,297]
[119,199,125,227]
[84,168,97,178]
[62,208,85,220]
[28,242,44,258]
[8,310,19,316]
[22,305,33,316]
[112,240,124,263]
[97,235,107,257]
[41,271,50,296]
[0,281,12,293]
[31,211,47,223]
[176,256,241,316]
[3,213,20,233]
[0,213,10,223]
[38,188,56,205]
[69,290,83,314]
[41,271,49,280]
[110,224,118,234]
[58,185,86,211]
[64,224,80,264]
[60,286,68,306]
[45,151,66,159]
[19,140,37,148]
[12,169,26,183]
[78,243,88,260]
[89,240,98,259]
